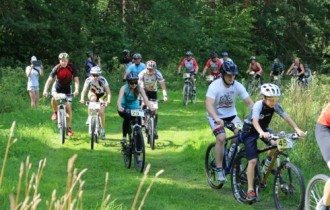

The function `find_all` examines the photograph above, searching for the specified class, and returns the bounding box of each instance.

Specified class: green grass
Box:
[0,67,328,209]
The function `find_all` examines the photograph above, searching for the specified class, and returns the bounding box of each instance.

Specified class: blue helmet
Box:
[127,72,138,81]
[222,52,228,57]
[221,60,238,75]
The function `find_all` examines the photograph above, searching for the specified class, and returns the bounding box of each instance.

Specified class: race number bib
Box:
[131,109,144,117]
[183,73,191,79]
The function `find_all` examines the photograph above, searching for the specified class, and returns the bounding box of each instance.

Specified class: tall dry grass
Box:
[1,121,164,210]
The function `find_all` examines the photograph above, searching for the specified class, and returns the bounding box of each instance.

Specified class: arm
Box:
[26,66,32,77]
[286,64,294,75]
[202,66,208,76]
[283,115,305,136]
[105,86,111,104]
[139,87,153,110]
[177,65,182,74]
[257,62,263,74]
[73,77,79,96]
[246,64,252,73]
[298,64,305,76]
[206,96,223,126]
[244,97,254,110]
[159,81,168,101]
[117,86,125,111]
[40,65,44,76]
[42,77,54,97]
[80,84,88,103]
[194,60,199,74]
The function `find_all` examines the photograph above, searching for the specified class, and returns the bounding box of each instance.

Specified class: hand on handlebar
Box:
[178,72,182,76]
[43,92,48,97]
[259,132,271,139]
[80,100,85,104]
[215,119,224,127]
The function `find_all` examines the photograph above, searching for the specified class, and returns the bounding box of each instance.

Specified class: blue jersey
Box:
[121,84,140,109]
[127,63,146,75]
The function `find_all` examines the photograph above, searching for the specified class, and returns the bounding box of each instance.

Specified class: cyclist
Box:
[138,60,168,139]
[80,66,111,139]
[286,57,305,82]
[123,53,146,81]
[178,51,199,92]
[270,58,284,79]
[219,51,233,63]
[206,60,254,183]
[247,55,263,77]
[117,72,154,144]
[84,50,99,79]
[42,52,79,137]
[121,49,132,72]
[302,63,313,85]
[241,83,305,201]
[315,102,330,209]
[26,56,43,108]
[201,51,222,81]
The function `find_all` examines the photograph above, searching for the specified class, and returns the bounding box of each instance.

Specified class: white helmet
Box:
[260,83,281,97]
[90,66,102,75]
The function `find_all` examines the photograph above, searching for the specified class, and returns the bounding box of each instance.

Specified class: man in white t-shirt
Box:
[206,60,254,183]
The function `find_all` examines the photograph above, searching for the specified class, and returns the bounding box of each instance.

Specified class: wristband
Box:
[162,90,167,97]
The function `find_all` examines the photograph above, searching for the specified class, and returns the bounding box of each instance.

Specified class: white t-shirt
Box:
[83,76,109,94]
[206,78,249,118]
[25,65,42,87]
[138,69,164,91]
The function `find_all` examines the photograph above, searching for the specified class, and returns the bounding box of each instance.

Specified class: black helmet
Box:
[86,50,93,57]
[186,51,193,56]
[126,72,139,81]
[132,53,142,59]
[221,60,238,75]
[210,51,218,58]
[250,56,256,61]
[123,49,130,55]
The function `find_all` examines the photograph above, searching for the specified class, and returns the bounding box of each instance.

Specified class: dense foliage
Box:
[0,0,329,72]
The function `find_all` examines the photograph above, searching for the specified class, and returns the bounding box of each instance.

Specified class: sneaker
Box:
[246,190,257,201]
[85,116,91,125]
[51,112,57,121]
[215,168,227,183]
[316,198,330,210]
[154,129,159,139]
[120,139,127,144]
[67,127,74,137]
[100,129,105,140]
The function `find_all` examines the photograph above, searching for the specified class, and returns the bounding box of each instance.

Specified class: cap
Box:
[31,56,37,61]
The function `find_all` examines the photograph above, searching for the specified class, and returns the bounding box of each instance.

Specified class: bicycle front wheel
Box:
[205,142,223,189]
[183,84,189,106]
[273,161,305,210]
[134,129,145,173]
[59,109,66,144]
[122,133,132,168]
[305,174,329,210]
[191,86,197,104]
[148,116,155,150]
[90,116,97,150]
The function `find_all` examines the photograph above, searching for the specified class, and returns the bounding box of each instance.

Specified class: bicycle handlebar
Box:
[83,101,106,107]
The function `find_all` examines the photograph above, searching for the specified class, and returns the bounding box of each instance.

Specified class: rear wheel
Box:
[183,84,189,106]
[59,109,66,144]
[305,174,329,210]
[205,142,223,189]
[134,129,145,173]
[148,117,155,150]
[273,162,305,210]
[90,116,97,150]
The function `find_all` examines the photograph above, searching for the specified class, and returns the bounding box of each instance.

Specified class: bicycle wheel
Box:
[205,142,223,189]
[122,133,132,168]
[305,174,329,210]
[90,116,97,150]
[273,161,305,210]
[148,116,155,150]
[191,85,197,104]
[133,129,145,173]
[58,109,66,144]
[183,84,189,106]
[231,149,254,204]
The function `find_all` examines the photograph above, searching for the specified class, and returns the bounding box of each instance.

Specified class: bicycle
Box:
[143,99,159,150]
[205,122,243,189]
[231,132,306,210]
[51,93,72,144]
[305,174,330,210]
[246,71,261,96]
[84,101,105,150]
[121,109,146,173]
[271,75,282,86]
[182,73,197,106]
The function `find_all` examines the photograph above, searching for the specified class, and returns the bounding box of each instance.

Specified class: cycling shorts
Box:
[207,115,241,137]
[51,82,72,102]
[315,123,330,163]
[88,91,106,102]
[145,90,157,100]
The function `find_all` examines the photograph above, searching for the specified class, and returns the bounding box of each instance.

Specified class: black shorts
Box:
[145,90,157,100]
[315,123,330,163]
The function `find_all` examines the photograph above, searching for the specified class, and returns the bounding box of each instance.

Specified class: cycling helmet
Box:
[210,51,218,59]
[146,60,157,69]
[186,51,193,56]
[250,56,256,61]
[221,60,238,75]
[221,52,228,57]
[123,49,130,54]
[58,52,69,59]
[303,64,308,68]
[132,53,142,59]
[126,72,139,81]
[260,83,281,97]
[90,66,102,75]
[274,58,279,64]
[86,50,93,57]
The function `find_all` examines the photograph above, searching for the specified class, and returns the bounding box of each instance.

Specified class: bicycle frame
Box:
[52,93,71,144]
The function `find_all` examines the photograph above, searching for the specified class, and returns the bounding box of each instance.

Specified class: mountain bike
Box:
[305,174,330,210]
[182,73,196,106]
[246,71,261,96]
[205,122,243,189]
[51,93,72,144]
[231,132,306,210]
[84,101,105,150]
[121,109,146,173]
[271,75,282,86]
[143,99,159,150]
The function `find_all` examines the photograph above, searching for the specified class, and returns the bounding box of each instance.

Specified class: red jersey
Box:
[318,103,330,126]
[180,58,198,72]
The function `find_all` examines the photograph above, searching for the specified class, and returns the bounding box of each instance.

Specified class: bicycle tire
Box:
[191,85,197,104]
[59,109,66,144]
[273,161,305,210]
[134,129,145,173]
[90,116,97,150]
[123,132,132,168]
[148,116,155,150]
[205,142,223,189]
[231,149,254,205]
[305,174,329,210]
[183,84,189,106]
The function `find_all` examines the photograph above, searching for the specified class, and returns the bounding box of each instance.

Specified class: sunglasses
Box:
[129,81,138,85]
[92,74,99,77]
[266,97,280,103]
